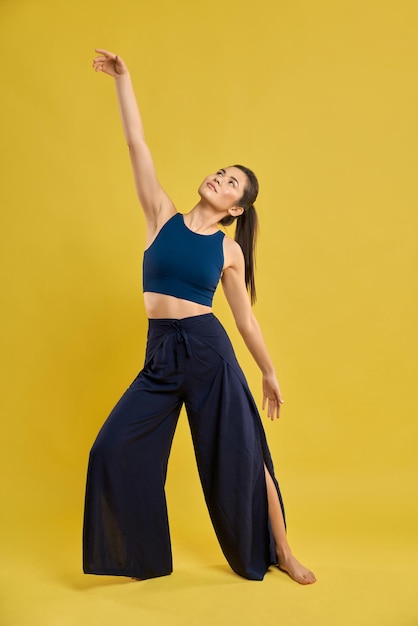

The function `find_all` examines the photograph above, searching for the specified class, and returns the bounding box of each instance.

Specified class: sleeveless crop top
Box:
[143,213,225,307]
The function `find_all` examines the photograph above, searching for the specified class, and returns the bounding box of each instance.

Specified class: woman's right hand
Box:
[93,48,128,78]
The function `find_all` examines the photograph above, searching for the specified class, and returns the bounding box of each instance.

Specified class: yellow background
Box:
[1,0,417,624]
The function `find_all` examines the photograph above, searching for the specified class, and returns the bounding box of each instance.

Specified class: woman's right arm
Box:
[93,49,175,237]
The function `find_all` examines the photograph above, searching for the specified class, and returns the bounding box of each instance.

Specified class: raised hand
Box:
[92,48,128,78]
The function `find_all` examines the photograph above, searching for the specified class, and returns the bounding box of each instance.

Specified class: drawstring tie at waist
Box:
[171,321,192,357]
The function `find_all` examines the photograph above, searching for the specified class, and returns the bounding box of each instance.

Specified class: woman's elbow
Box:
[235,313,256,337]
[127,137,143,151]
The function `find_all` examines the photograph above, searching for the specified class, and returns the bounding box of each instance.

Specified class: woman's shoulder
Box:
[156,206,179,229]
[223,235,243,253]
[145,208,178,249]
[222,235,244,269]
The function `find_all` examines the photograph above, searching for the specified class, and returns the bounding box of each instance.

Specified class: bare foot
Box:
[277,553,316,585]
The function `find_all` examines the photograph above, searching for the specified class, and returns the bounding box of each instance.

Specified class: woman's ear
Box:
[228,205,244,218]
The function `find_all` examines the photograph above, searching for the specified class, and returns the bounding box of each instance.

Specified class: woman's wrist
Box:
[114,70,130,81]
[261,366,276,378]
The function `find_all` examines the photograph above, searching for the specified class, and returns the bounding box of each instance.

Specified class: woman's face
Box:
[198,166,248,213]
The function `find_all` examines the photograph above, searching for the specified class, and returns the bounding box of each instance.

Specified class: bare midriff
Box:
[144,292,212,319]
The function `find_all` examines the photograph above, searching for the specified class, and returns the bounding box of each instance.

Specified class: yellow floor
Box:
[2,528,416,626]
[2,461,417,626]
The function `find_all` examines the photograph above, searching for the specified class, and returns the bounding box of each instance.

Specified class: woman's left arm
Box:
[221,238,283,420]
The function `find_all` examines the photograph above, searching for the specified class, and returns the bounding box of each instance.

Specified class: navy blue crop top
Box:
[143,213,225,307]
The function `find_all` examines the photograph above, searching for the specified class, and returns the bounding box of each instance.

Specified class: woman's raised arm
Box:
[93,49,175,235]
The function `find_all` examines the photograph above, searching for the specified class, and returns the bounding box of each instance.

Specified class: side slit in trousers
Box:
[83,313,286,581]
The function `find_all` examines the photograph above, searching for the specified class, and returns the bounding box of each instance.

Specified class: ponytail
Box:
[219,164,259,305]
[236,205,258,304]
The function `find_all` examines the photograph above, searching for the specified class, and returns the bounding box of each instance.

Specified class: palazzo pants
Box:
[83,313,286,581]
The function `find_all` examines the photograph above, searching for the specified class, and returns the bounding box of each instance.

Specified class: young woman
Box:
[83,49,316,585]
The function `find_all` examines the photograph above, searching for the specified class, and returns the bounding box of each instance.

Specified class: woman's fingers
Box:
[262,376,283,419]
[92,49,126,78]
[95,48,115,57]
[270,398,279,420]
[263,394,283,420]
[93,49,115,68]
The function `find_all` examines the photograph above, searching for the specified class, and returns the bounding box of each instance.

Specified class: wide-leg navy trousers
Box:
[83,313,285,581]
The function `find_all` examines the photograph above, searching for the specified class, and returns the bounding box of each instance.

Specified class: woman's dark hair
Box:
[219,164,259,304]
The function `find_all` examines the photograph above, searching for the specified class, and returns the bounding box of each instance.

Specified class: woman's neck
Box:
[184,203,222,235]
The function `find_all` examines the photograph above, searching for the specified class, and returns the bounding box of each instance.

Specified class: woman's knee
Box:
[89,428,123,463]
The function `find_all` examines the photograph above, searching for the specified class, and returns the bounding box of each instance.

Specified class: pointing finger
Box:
[95,48,112,56]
